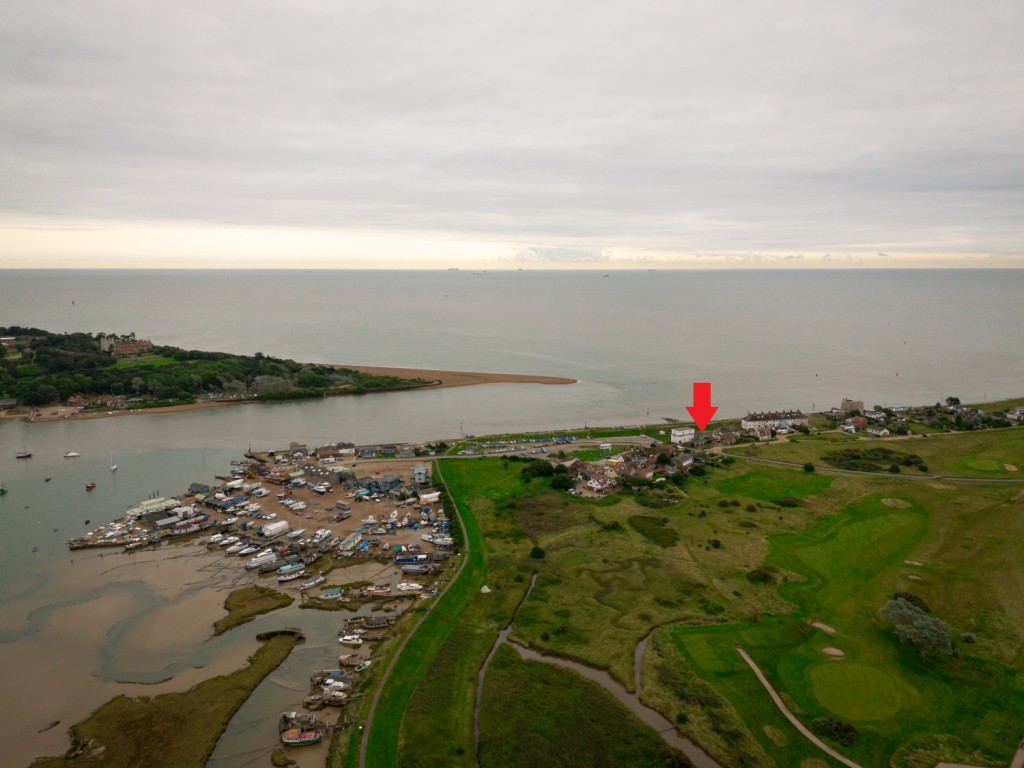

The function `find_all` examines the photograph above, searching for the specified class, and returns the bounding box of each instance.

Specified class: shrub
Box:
[776,497,800,508]
[803,462,815,473]
[551,474,574,491]
[529,546,546,559]
[746,568,775,584]
[811,717,858,746]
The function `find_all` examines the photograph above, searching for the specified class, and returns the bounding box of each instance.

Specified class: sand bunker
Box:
[882,498,911,508]
[811,622,837,635]
[1005,464,1018,472]
[904,560,923,566]
[822,647,845,657]
[907,574,923,581]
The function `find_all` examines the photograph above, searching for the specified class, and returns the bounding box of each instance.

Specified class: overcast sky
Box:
[2,1,1022,268]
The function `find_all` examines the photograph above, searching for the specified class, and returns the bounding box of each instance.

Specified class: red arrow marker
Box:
[686,382,718,431]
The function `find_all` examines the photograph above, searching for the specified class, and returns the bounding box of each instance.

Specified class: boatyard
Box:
[27,443,456,767]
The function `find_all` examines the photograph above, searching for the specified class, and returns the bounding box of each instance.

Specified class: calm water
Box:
[2,269,1022,426]
[1,268,1022,765]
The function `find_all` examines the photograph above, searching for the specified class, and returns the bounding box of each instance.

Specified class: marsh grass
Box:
[213,584,294,635]
[32,635,298,768]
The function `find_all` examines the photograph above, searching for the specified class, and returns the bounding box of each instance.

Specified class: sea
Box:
[0,268,1022,765]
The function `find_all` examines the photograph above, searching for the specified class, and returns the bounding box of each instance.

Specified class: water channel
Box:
[474,574,721,768]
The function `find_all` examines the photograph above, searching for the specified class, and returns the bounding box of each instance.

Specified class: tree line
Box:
[0,328,427,407]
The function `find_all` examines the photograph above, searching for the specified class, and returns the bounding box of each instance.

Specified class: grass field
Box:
[479,644,685,767]
[385,425,1024,767]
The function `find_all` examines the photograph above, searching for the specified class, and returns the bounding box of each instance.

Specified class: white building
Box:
[671,427,696,445]
[740,411,809,430]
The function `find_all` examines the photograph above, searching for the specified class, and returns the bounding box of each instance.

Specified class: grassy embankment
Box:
[650,426,1024,766]
[31,634,299,768]
[213,584,294,635]
[358,460,490,768]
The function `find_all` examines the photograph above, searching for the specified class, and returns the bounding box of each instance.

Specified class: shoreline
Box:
[3,365,578,424]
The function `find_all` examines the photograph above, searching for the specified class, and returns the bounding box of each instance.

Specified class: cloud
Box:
[1,1,1023,265]
[510,247,610,263]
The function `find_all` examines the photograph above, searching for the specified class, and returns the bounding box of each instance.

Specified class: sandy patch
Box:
[811,622,837,635]
[906,574,924,581]
[904,560,923,566]
[822,647,845,657]
[882,498,911,508]
[1004,464,1018,472]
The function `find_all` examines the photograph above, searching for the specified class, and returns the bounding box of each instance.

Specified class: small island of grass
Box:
[214,585,294,635]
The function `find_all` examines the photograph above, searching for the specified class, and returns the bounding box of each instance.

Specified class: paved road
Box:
[736,647,864,768]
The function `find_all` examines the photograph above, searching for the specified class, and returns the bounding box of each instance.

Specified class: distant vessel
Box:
[15,451,32,459]
[64,451,81,458]
[85,482,96,491]
[110,455,118,472]
[0,485,7,495]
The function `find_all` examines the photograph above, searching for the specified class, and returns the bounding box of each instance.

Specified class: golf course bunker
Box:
[809,662,904,721]
[906,574,924,581]
[822,647,845,657]
[1005,464,1018,472]
[904,560,923,566]
[882,498,911,508]
[811,622,836,635]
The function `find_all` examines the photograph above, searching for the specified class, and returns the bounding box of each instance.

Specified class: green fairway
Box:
[714,466,833,500]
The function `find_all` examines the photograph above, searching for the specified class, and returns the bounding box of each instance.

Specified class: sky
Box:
[1,1,1022,269]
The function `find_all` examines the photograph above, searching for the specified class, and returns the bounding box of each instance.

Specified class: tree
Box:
[656,452,671,466]
[803,462,815,473]
[529,546,545,559]
[551,474,574,491]
[879,597,957,661]
[946,396,961,406]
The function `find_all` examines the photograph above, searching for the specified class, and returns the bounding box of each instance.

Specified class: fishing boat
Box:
[338,634,363,646]
[64,451,81,458]
[278,569,305,583]
[278,712,324,746]
[85,482,96,491]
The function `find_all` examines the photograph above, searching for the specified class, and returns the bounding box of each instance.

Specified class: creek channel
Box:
[474,573,722,768]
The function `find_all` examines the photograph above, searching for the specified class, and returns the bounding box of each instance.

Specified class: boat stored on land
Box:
[278,570,306,583]
[354,660,372,672]
[338,634,363,646]
[301,574,326,590]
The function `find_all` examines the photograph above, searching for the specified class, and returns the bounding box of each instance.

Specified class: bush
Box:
[520,460,555,480]
[529,546,546,559]
[803,462,815,472]
[551,474,574,491]
[745,568,775,584]
[776,497,800,508]
[811,717,858,746]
